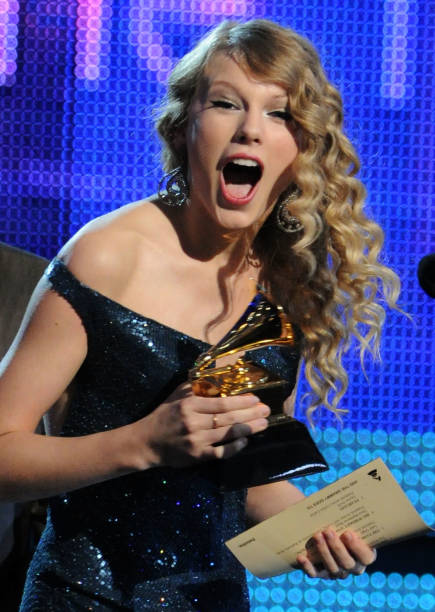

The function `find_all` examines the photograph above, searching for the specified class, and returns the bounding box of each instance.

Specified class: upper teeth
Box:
[229,158,259,167]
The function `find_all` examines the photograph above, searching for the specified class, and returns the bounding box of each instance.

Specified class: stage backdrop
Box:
[1,1,434,610]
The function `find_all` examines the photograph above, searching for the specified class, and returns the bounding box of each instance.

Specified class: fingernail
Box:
[343,531,353,543]
[260,404,270,416]
[242,394,259,403]
[324,529,334,542]
[258,418,269,429]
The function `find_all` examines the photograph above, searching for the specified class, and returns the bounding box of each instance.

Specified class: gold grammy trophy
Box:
[189,293,328,490]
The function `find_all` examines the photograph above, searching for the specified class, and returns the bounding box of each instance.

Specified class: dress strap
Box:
[45,258,96,337]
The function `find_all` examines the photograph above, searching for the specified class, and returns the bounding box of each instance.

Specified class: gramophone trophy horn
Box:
[189,293,328,490]
[190,293,296,401]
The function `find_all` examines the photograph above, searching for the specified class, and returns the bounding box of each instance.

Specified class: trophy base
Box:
[202,416,328,491]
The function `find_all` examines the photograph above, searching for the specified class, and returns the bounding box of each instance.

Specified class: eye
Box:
[211,100,238,110]
[269,110,292,121]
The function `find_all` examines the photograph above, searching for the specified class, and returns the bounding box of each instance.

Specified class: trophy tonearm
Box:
[189,293,298,399]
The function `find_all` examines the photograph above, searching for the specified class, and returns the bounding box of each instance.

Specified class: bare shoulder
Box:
[58,198,170,299]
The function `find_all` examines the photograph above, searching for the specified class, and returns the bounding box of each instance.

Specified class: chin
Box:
[214,209,262,232]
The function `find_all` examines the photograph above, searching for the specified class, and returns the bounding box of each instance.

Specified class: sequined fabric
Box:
[20,259,300,611]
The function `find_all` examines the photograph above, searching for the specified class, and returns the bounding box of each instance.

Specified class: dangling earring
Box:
[158,167,190,207]
[275,190,304,234]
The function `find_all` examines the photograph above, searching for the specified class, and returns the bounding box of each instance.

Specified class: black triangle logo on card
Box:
[368,469,381,481]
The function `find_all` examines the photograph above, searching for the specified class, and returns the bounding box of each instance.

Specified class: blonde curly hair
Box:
[156,19,401,421]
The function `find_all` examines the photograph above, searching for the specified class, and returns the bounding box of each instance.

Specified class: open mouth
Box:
[222,158,262,200]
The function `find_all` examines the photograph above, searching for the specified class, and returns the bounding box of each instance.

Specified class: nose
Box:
[233,109,262,144]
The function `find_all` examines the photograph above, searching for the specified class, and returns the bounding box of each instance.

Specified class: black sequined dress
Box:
[20,259,300,611]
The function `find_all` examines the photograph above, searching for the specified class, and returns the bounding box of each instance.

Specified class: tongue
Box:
[223,164,256,199]
[225,183,252,198]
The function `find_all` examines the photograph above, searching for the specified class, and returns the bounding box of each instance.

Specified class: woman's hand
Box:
[296,527,377,580]
[137,383,270,468]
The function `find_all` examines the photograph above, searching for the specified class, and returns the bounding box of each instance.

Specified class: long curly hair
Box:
[156,20,401,421]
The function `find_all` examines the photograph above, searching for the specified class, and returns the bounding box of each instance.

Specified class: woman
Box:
[0,20,398,611]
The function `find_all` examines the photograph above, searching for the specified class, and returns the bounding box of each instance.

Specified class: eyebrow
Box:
[208,80,288,101]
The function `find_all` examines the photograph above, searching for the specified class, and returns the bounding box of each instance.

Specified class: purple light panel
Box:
[381,0,417,109]
[0,0,265,88]
[0,0,19,86]
[74,0,111,88]
[128,0,264,83]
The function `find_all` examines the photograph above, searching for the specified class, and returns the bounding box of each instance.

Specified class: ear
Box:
[171,127,189,172]
[172,127,186,152]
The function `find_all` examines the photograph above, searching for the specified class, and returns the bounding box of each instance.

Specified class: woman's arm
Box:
[0,239,271,502]
[246,480,305,525]
[0,276,145,502]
